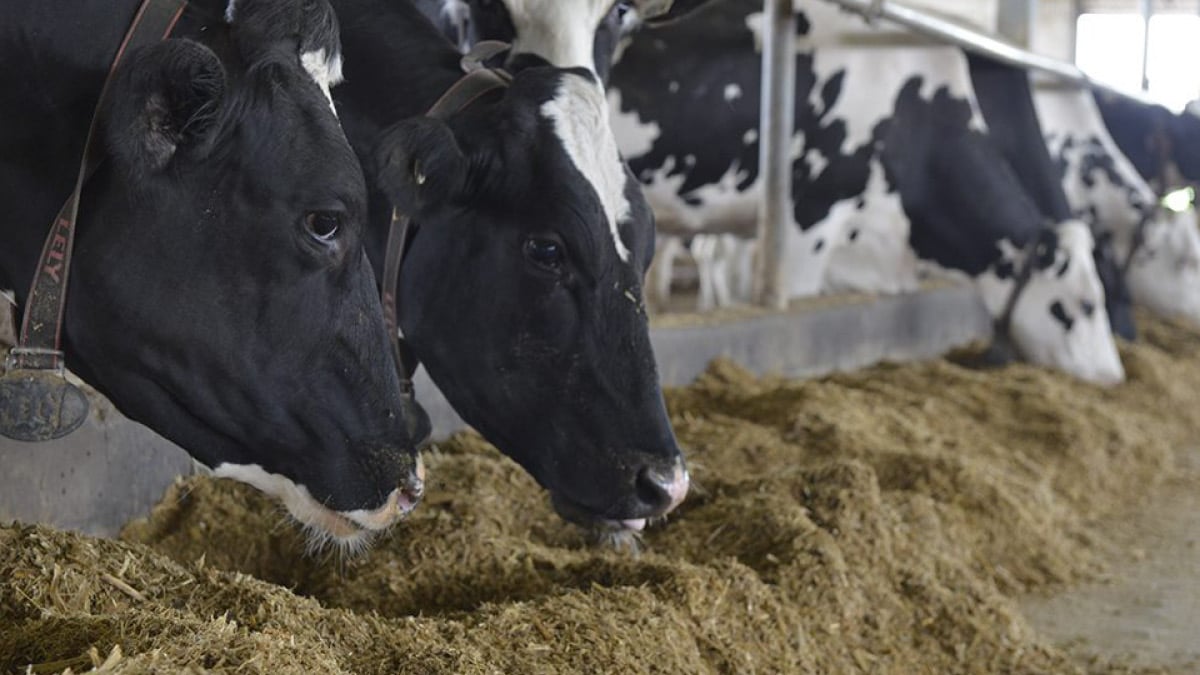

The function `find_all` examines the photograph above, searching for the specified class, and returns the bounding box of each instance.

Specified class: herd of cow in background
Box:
[599,0,1200,385]
[4,0,1199,551]
[429,0,1200,385]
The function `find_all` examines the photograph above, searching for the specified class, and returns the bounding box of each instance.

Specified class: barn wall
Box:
[1033,0,1077,62]
[903,0,998,32]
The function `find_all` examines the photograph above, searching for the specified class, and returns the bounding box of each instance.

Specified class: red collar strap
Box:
[0,0,187,442]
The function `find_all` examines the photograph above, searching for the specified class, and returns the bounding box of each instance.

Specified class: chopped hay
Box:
[4,312,1200,674]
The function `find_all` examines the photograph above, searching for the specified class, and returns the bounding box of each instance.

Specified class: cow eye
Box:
[304,211,341,243]
[523,237,564,271]
[615,0,632,17]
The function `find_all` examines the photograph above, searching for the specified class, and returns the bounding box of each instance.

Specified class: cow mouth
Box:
[548,492,651,532]
[212,454,425,554]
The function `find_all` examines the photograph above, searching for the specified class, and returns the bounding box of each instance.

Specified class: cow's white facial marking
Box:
[543,74,632,263]
[212,462,410,554]
[502,0,614,75]
[977,221,1124,385]
[300,48,344,116]
[723,83,743,102]
[219,6,343,116]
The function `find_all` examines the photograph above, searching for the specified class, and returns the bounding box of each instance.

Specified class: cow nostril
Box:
[635,467,673,511]
[635,461,690,515]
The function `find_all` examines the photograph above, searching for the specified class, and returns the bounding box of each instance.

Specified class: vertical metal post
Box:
[756,0,796,310]
[1140,0,1152,91]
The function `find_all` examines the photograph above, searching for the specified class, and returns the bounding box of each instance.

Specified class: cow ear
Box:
[373,117,468,215]
[104,39,226,173]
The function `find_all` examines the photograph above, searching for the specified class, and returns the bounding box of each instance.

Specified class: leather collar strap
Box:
[1149,116,1174,198]
[993,227,1052,345]
[381,44,512,392]
[1120,208,1154,278]
[0,0,186,442]
[8,0,187,373]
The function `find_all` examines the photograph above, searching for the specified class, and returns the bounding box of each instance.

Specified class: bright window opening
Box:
[1146,15,1200,112]
[1075,13,1200,112]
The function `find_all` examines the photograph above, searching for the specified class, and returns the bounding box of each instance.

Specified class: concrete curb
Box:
[1,284,991,537]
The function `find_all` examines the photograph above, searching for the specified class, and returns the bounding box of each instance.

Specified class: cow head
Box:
[1038,84,1197,336]
[64,0,428,550]
[1043,130,1144,341]
[1122,207,1200,325]
[977,221,1124,385]
[373,65,687,531]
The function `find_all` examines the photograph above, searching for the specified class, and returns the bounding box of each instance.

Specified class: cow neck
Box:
[0,0,187,443]
[1149,115,1175,197]
[1135,118,1176,275]
[381,42,513,393]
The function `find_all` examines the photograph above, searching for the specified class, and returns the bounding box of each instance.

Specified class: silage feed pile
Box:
[4,315,1200,674]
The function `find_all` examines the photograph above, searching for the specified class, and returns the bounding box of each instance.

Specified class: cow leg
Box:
[731,237,758,303]
[648,235,684,314]
[710,235,734,308]
[691,234,718,312]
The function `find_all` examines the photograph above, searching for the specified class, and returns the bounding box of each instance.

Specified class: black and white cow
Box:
[966,53,1136,342]
[1034,85,1200,325]
[2,0,428,548]
[605,0,1124,383]
[423,0,755,313]
[1095,92,1200,194]
[327,0,688,532]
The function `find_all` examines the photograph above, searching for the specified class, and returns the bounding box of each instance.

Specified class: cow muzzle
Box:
[341,453,426,531]
[212,452,426,552]
[550,456,689,532]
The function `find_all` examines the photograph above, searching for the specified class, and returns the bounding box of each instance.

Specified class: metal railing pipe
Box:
[823,0,1162,106]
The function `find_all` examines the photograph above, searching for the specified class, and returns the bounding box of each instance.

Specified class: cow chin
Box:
[548,492,651,533]
[212,460,424,555]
